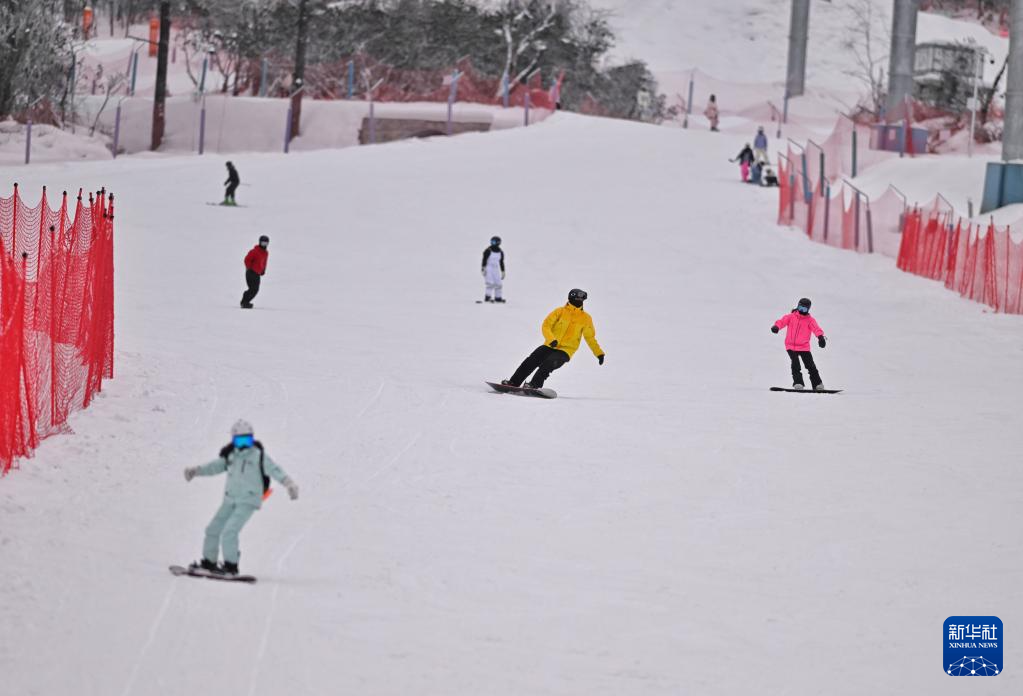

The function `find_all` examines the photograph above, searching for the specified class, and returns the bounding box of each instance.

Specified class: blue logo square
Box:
[945,616,1002,676]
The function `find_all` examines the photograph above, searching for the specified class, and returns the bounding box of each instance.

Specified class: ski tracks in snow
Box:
[119,582,177,696]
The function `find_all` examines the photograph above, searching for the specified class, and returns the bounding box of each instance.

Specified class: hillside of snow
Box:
[2,113,1022,695]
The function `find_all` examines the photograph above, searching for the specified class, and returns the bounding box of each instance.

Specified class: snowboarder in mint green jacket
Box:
[184,419,298,576]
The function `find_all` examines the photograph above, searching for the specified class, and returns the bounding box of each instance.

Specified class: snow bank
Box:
[0,120,112,165]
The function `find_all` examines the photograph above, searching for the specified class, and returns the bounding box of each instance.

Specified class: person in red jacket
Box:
[771,297,827,390]
[241,235,269,309]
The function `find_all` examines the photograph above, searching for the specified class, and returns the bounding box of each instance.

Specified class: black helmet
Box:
[258,235,269,244]
[796,297,811,313]
[490,236,501,246]
[568,288,588,302]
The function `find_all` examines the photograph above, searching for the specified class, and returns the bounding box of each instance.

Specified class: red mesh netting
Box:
[0,185,115,475]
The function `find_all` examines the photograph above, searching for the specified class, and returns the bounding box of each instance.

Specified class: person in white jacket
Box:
[481,236,506,303]
[184,419,298,575]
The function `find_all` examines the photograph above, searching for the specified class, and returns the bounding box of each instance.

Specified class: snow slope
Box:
[2,115,1021,695]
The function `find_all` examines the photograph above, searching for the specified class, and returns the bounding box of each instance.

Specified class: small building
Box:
[913,42,991,113]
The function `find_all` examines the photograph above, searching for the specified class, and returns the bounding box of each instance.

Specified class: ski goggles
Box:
[233,434,254,448]
[797,305,810,314]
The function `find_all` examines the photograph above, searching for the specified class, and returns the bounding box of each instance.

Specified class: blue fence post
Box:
[683,73,694,128]
[854,192,861,248]
[347,61,355,99]
[502,73,509,108]
[24,119,31,164]
[198,96,207,154]
[783,91,789,124]
[800,151,810,201]
[524,91,530,126]
[819,150,825,197]
[113,104,121,158]
[259,58,268,97]
[130,51,139,96]
[199,55,209,94]
[284,104,292,153]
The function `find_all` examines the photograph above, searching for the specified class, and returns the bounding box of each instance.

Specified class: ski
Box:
[169,564,257,583]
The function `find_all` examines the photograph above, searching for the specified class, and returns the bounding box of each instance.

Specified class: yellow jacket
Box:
[542,304,603,359]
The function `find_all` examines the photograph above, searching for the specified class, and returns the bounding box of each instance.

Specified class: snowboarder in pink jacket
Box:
[771,297,827,390]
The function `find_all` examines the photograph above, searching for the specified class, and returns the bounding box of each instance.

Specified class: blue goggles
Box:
[233,434,254,448]
[797,305,810,314]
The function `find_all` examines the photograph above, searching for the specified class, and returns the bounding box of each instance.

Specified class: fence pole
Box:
[524,92,531,126]
[24,119,31,164]
[347,61,354,99]
[284,104,292,153]
[260,58,268,97]
[130,51,139,95]
[502,73,510,108]
[198,96,207,154]
[447,70,461,136]
[819,150,825,197]
[855,192,861,249]
[851,129,858,177]
[866,199,874,253]
[369,99,376,144]
[112,104,121,157]
[683,72,694,128]
[789,174,796,219]
[783,91,789,124]
[199,55,208,94]
[824,183,830,241]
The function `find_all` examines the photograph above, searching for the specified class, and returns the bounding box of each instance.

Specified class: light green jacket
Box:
[195,444,290,508]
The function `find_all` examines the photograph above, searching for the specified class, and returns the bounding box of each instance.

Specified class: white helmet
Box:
[231,419,254,437]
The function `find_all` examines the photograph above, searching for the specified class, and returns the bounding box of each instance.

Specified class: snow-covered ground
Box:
[2,113,1021,695]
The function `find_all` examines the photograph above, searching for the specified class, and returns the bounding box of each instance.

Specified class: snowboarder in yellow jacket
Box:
[503,289,605,388]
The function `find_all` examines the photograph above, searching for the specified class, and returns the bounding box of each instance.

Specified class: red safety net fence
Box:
[898,209,1023,314]
[0,185,115,475]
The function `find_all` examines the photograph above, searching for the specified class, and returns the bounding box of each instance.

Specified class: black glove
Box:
[818,335,826,348]
[597,354,605,365]
[771,325,779,334]
[549,340,558,348]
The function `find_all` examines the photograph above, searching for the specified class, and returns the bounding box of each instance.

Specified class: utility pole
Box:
[1003,0,1023,161]
[885,0,919,121]
[289,0,309,142]
[150,1,170,151]
[785,0,810,98]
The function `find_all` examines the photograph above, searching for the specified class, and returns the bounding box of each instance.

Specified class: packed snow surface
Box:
[2,113,1021,695]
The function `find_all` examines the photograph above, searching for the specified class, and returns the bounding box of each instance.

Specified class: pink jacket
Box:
[774,311,824,351]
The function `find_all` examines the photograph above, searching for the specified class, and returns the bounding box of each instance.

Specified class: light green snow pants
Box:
[203,499,258,564]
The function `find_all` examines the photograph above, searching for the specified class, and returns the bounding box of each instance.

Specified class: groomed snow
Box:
[2,113,1021,695]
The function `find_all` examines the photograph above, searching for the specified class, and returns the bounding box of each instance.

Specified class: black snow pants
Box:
[225,181,239,203]
[787,349,822,387]
[509,345,570,388]
[241,269,261,307]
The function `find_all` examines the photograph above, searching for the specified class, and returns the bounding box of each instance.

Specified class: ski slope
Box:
[2,114,1022,695]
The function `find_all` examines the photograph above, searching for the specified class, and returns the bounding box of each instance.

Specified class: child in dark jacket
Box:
[771,297,827,390]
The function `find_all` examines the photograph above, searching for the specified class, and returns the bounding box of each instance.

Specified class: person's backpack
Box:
[219,441,272,499]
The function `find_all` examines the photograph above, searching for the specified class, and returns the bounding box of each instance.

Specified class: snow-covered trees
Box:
[0,0,75,120]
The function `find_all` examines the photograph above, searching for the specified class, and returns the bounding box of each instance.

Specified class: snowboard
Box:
[475,300,507,304]
[169,564,257,583]
[485,381,557,399]
[206,202,248,208]
[769,387,843,394]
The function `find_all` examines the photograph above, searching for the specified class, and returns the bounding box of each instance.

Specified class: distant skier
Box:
[240,234,269,309]
[502,288,604,389]
[223,161,240,206]
[771,297,827,390]
[481,236,506,303]
[184,419,299,576]
[733,143,755,182]
[704,94,720,132]
[753,126,769,161]
[761,160,779,187]
[749,159,763,185]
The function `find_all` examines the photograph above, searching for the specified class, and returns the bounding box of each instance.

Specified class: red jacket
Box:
[244,246,268,275]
